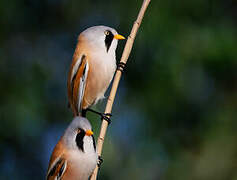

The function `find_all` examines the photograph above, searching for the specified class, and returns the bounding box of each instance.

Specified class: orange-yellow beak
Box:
[114,34,126,40]
[85,130,93,136]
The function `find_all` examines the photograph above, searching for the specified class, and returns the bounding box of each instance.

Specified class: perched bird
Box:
[67,25,125,117]
[46,117,98,180]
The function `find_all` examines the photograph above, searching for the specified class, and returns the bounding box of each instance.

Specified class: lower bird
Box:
[67,25,125,117]
[46,117,98,180]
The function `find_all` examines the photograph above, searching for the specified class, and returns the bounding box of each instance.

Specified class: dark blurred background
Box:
[1,0,237,179]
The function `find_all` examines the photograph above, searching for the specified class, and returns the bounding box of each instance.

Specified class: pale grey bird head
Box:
[62,116,95,152]
[80,25,125,53]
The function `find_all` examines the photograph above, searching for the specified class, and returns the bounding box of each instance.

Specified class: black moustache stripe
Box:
[75,128,85,152]
[105,30,114,52]
[92,134,96,152]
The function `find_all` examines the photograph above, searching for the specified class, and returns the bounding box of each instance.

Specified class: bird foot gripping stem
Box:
[100,113,112,125]
[117,62,126,73]
[84,108,112,125]
[97,156,104,168]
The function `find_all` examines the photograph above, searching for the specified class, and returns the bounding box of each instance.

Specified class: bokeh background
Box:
[1,0,237,179]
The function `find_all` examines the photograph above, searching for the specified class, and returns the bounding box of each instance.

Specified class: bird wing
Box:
[67,54,89,115]
[46,156,67,180]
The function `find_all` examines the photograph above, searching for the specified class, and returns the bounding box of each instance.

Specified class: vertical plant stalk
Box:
[90,0,151,179]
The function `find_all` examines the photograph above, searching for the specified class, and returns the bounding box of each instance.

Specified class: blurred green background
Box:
[1,0,237,179]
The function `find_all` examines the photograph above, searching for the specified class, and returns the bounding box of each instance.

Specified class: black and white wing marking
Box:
[46,157,67,180]
[70,55,89,114]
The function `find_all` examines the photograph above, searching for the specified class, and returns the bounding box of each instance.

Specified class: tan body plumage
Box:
[67,26,125,116]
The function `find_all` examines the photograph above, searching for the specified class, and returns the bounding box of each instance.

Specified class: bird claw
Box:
[97,156,103,168]
[84,108,112,125]
[101,113,112,125]
[117,62,126,72]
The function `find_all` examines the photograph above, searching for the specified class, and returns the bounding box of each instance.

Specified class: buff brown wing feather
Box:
[68,55,89,116]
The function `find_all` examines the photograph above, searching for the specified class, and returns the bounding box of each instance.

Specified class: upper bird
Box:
[67,25,125,117]
[46,116,97,180]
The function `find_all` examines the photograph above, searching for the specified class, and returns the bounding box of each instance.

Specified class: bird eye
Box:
[104,30,109,35]
[77,128,81,133]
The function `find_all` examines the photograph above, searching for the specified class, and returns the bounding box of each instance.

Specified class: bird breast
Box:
[84,49,116,107]
[66,147,97,180]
